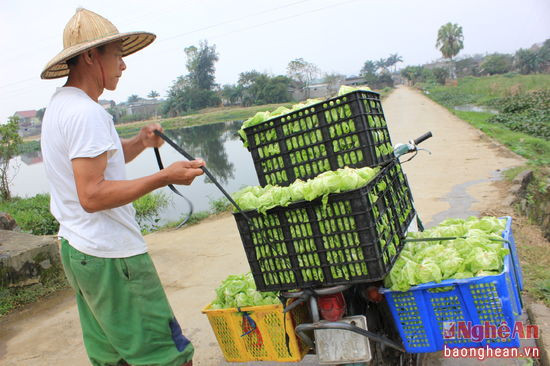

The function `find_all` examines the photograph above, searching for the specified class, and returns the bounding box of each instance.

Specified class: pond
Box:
[453,104,499,114]
[10,121,260,224]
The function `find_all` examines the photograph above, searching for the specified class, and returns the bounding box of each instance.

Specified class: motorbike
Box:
[278,132,433,366]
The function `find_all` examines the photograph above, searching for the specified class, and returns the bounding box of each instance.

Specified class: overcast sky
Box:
[1,0,549,123]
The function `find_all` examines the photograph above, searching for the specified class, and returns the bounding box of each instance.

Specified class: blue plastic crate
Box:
[501,216,524,290]
[381,217,523,353]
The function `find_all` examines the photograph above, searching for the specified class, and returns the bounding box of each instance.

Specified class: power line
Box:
[158,0,315,43]
[202,0,362,42]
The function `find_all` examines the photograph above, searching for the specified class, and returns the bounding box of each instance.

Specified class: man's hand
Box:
[138,123,164,148]
[162,159,206,186]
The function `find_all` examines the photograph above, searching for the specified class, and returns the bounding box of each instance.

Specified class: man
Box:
[40,8,201,366]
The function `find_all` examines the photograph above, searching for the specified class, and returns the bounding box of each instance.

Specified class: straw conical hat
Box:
[41,8,155,79]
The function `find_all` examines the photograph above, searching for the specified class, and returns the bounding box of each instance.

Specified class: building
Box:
[14,110,39,125]
[99,100,115,110]
[122,99,163,118]
[14,110,41,137]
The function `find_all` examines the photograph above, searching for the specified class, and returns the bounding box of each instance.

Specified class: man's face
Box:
[97,41,126,91]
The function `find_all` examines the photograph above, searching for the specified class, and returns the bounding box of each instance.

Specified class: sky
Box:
[1,0,549,123]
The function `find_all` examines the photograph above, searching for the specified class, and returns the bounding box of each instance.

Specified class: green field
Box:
[421,73,550,107]
[421,74,550,166]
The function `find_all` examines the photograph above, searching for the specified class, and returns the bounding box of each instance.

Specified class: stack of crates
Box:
[234,90,416,292]
[204,90,416,362]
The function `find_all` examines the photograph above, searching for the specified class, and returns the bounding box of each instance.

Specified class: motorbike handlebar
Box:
[413,131,432,145]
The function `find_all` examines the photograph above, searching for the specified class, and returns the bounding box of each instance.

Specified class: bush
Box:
[488,89,550,139]
[133,192,170,233]
[0,194,59,235]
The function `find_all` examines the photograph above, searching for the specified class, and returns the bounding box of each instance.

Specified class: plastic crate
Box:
[501,216,524,290]
[243,90,394,187]
[380,217,523,353]
[201,302,310,362]
[233,161,415,292]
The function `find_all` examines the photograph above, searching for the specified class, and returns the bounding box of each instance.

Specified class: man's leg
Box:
[60,239,126,366]
[63,240,193,365]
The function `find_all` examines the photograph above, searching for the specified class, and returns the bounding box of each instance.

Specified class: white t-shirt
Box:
[41,87,146,258]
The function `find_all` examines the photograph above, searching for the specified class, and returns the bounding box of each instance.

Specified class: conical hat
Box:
[41,8,155,79]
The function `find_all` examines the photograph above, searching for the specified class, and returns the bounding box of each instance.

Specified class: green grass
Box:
[421,73,550,107]
[0,264,68,317]
[115,103,295,139]
[451,110,550,165]
[0,194,59,235]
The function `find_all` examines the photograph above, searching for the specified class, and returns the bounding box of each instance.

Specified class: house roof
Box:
[14,110,37,118]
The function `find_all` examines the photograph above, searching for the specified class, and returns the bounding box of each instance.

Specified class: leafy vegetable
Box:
[232,166,380,214]
[210,272,280,309]
[384,216,509,292]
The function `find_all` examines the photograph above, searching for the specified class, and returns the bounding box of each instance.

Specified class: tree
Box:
[36,107,46,122]
[360,60,377,76]
[0,116,23,200]
[220,84,243,105]
[127,94,139,103]
[480,54,513,75]
[360,59,393,89]
[400,66,424,85]
[163,41,221,115]
[432,67,448,85]
[323,73,345,94]
[286,58,320,99]
[387,53,403,73]
[376,58,389,73]
[237,71,292,106]
[148,90,160,99]
[436,22,464,79]
[185,40,219,90]
[515,48,541,74]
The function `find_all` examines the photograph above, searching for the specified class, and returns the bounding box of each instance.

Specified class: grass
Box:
[145,197,233,233]
[451,110,550,166]
[0,264,68,317]
[115,103,294,139]
[421,73,550,107]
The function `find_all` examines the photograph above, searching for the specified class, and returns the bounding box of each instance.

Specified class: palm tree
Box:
[436,22,464,79]
[148,90,160,99]
[376,58,389,74]
[387,53,403,73]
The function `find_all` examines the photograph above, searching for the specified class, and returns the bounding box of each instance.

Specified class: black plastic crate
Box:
[243,90,394,187]
[233,160,415,292]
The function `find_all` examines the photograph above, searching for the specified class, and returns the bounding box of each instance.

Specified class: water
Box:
[10,121,260,223]
[453,104,498,114]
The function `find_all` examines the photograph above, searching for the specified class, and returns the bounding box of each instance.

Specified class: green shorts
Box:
[60,239,194,366]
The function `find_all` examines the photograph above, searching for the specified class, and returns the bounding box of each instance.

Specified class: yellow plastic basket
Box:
[202,302,310,362]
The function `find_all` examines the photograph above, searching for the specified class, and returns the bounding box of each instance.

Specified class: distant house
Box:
[122,99,163,118]
[342,76,367,86]
[292,76,369,101]
[14,110,42,137]
[99,100,115,110]
[14,110,39,125]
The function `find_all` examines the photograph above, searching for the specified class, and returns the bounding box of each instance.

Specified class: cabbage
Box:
[337,85,371,96]
[232,166,380,212]
[211,272,279,309]
[385,216,509,292]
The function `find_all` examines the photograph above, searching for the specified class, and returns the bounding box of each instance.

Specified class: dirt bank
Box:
[0,86,526,365]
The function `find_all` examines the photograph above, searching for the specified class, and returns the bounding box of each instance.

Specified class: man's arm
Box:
[121,123,164,163]
[72,152,205,213]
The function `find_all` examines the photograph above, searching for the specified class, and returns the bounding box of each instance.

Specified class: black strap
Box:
[153,130,284,252]
[153,130,249,220]
[153,147,194,229]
